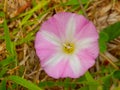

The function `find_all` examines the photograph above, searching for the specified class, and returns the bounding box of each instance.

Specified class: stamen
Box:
[63,42,75,54]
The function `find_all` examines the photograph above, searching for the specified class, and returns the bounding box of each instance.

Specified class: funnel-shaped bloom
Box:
[35,12,99,79]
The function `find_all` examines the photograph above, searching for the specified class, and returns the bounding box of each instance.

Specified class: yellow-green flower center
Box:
[63,42,75,54]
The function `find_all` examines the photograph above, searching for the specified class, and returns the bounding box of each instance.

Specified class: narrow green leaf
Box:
[20,0,49,26]
[15,32,34,45]
[113,87,120,90]
[0,79,6,90]
[0,11,5,17]
[20,13,33,26]
[79,86,89,90]
[3,19,12,54]
[39,80,99,88]
[19,0,49,19]
[0,67,8,78]
[0,56,15,67]
[8,76,42,90]
[65,0,89,5]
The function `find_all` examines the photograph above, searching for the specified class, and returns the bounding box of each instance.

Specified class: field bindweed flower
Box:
[35,12,99,79]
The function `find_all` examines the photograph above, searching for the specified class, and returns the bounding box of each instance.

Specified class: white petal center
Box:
[43,52,64,67]
[69,55,81,75]
[65,15,76,41]
[41,30,61,46]
[76,38,97,51]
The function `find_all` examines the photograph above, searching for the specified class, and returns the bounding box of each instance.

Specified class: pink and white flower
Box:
[35,12,99,79]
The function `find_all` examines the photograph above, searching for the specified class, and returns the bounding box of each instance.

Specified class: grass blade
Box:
[20,0,49,26]
[0,56,15,67]
[0,79,7,90]
[4,19,12,54]
[8,76,42,90]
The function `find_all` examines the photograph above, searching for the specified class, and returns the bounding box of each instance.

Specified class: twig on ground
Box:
[78,0,88,18]
[100,52,119,70]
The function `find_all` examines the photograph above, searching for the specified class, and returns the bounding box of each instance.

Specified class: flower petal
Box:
[75,15,89,34]
[53,12,77,41]
[77,51,95,70]
[41,12,76,39]
[40,16,62,38]
[65,14,76,41]
[42,52,64,67]
[76,38,97,51]
[61,55,84,78]
[84,41,99,59]
[41,31,61,46]
[76,38,99,59]
[43,56,68,79]
[35,31,60,62]
[70,55,85,78]
[75,22,98,41]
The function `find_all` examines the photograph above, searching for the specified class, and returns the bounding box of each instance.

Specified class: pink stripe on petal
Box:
[61,56,85,78]
[41,12,75,39]
[84,41,99,59]
[53,12,77,40]
[69,55,82,77]
[41,31,61,46]
[35,32,59,62]
[61,60,75,78]
[75,15,89,34]
[42,53,64,67]
[40,17,62,38]
[65,14,76,41]
[77,50,95,70]
[76,38,98,52]
[75,22,98,41]
[43,58,68,79]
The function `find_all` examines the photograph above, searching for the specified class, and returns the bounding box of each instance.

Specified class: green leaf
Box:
[99,31,109,52]
[15,32,34,45]
[65,0,89,5]
[0,79,7,90]
[4,19,12,54]
[0,56,15,67]
[99,22,120,52]
[20,0,49,26]
[79,86,89,90]
[7,76,42,90]
[38,81,46,88]
[85,71,98,90]
[0,67,8,78]
[3,19,16,55]
[0,11,5,17]
[113,87,120,90]
[85,71,94,81]
[102,75,112,90]
[113,70,120,80]
[63,78,71,88]
[20,13,33,26]
[102,22,120,41]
